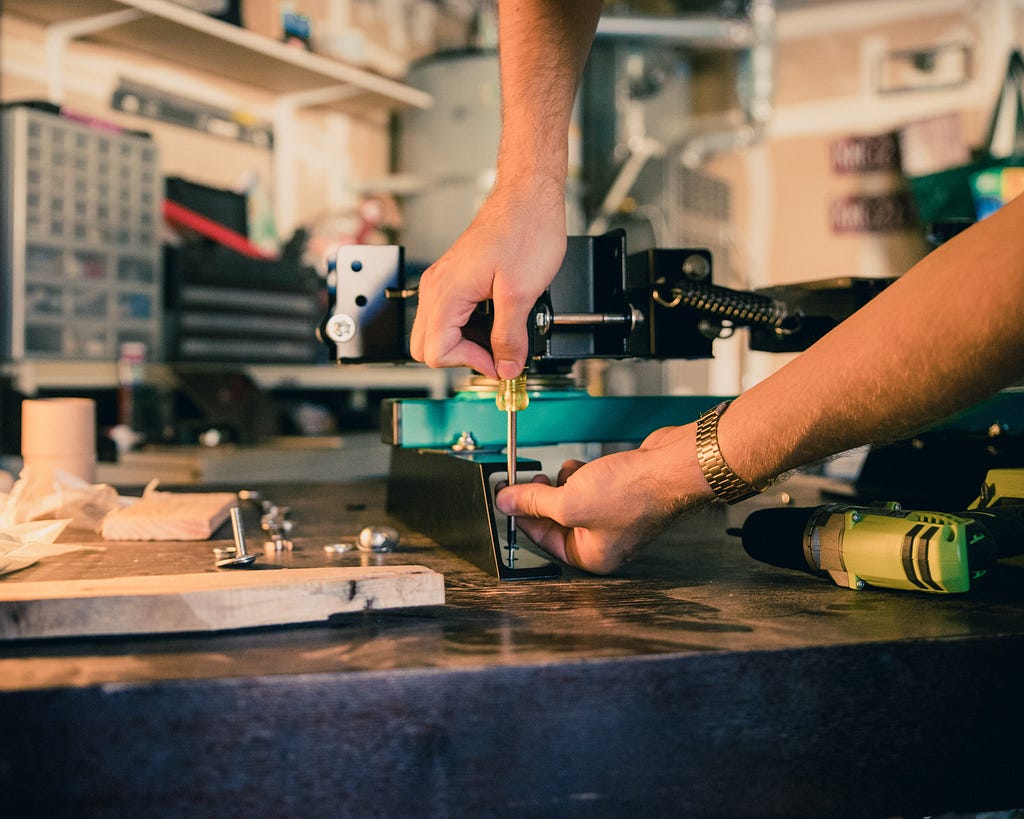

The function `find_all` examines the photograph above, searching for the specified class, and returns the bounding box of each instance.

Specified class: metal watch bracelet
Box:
[695,400,762,505]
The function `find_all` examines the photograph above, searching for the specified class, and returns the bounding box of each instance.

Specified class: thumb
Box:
[495,478,561,521]
[489,295,532,381]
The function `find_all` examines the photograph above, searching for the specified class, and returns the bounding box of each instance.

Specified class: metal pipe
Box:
[552,313,633,326]
[595,15,755,49]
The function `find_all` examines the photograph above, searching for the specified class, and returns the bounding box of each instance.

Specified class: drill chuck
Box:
[733,506,820,573]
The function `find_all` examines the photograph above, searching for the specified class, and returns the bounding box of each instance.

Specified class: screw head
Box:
[534,306,552,334]
[325,314,357,343]
[681,253,710,281]
[358,525,400,553]
[452,431,478,452]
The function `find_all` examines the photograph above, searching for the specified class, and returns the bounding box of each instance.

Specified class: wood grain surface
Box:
[0,565,444,639]
[99,491,238,540]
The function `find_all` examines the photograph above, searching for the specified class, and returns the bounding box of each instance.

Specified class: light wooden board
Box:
[0,566,444,640]
[100,492,237,541]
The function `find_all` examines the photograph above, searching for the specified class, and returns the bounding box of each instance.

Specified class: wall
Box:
[703,0,1024,390]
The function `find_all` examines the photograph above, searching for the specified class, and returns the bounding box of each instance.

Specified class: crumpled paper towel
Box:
[0,467,119,577]
[0,519,78,577]
[0,465,122,532]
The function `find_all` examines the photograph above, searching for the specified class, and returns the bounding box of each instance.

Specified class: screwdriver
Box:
[497,374,529,556]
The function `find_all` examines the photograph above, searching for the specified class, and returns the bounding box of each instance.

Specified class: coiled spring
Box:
[652,281,802,336]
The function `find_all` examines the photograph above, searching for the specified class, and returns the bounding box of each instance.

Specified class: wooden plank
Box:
[99,492,237,540]
[0,566,444,639]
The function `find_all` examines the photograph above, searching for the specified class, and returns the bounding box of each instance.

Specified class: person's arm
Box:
[409,0,603,380]
[496,193,1024,573]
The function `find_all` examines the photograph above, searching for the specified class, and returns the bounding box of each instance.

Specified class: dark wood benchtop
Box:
[2,475,1023,817]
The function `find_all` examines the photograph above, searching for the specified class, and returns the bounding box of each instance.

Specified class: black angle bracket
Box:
[385,448,562,580]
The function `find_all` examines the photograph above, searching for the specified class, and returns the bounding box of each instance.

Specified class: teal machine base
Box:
[380,389,1024,580]
[382,394,727,580]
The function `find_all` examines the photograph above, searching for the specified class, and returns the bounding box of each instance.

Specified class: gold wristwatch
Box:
[696,400,762,504]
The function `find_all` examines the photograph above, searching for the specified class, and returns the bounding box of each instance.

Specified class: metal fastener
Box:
[452,431,478,452]
[358,525,400,553]
[216,506,258,568]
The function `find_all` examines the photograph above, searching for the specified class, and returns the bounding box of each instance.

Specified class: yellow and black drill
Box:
[730,469,1024,593]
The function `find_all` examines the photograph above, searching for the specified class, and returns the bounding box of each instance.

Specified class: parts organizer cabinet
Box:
[1,104,163,361]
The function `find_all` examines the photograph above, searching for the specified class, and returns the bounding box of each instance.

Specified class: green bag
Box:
[907,49,1024,225]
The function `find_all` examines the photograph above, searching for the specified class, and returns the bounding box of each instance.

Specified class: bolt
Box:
[452,431,478,452]
[681,253,710,281]
[326,314,357,343]
[358,525,400,553]
[216,506,258,568]
[259,502,293,553]
[534,306,552,334]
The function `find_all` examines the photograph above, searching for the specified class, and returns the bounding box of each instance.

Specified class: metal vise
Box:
[318,229,812,370]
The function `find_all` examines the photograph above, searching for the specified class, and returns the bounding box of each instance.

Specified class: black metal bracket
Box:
[385,448,562,580]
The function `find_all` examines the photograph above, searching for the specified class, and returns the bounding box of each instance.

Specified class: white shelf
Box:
[2,361,455,400]
[3,0,432,113]
[245,364,456,399]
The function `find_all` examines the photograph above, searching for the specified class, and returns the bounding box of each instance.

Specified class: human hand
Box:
[409,181,567,379]
[495,423,715,574]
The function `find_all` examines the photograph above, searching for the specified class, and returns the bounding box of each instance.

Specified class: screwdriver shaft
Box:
[497,374,527,563]
[506,405,517,553]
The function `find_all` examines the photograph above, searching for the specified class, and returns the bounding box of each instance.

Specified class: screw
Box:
[452,431,478,452]
[216,506,258,568]
[325,314,357,343]
[238,489,262,505]
[681,253,710,281]
[358,525,400,553]
[260,503,294,552]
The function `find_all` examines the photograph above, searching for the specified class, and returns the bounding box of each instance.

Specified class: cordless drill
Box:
[730,469,1024,593]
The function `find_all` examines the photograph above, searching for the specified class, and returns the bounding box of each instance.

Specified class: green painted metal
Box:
[935,389,1024,432]
[382,388,1024,450]
[383,394,730,448]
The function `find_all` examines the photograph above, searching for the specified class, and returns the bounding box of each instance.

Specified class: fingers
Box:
[489,288,533,379]
[495,477,574,565]
[556,459,585,485]
[515,514,571,566]
[410,267,497,377]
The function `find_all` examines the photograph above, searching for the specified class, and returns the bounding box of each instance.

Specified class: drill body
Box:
[734,470,1024,593]
[800,503,985,592]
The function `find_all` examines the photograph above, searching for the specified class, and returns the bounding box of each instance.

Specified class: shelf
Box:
[3,0,432,113]
[2,361,455,400]
[244,364,455,399]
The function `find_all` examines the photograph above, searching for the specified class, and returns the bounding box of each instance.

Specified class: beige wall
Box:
[698,0,1024,389]
[709,1,1022,291]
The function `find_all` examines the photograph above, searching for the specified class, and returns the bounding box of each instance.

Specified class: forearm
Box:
[720,194,1024,488]
[495,0,603,191]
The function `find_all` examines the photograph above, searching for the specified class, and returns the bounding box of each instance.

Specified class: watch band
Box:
[696,400,762,504]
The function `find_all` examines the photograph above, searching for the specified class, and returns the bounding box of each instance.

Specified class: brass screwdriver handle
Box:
[696,401,762,505]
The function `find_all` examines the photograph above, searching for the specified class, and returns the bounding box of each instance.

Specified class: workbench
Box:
[2,475,1023,818]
